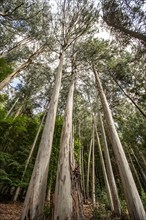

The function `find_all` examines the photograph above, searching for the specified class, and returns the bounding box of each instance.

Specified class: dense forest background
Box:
[0,0,146,220]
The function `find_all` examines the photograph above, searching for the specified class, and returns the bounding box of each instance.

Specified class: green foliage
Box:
[74,138,80,162]
[91,205,111,219]
[44,206,51,218]
[141,190,146,211]
[91,207,102,219]
[0,112,39,190]
[96,189,109,208]
[116,106,146,151]
[0,58,13,82]
[101,0,146,45]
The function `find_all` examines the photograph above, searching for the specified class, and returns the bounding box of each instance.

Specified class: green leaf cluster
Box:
[0,58,13,82]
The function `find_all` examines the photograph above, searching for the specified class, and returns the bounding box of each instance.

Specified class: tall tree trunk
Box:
[99,113,121,216]
[14,105,23,118]
[21,51,64,220]
[54,59,76,220]
[81,146,86,199]
[94,122,114,212]
[13,111,47,202]
[79,122,85,198]
[70,125,75,170]
[79,122,82,176]
[86,138,93,199]
[93,67,146,220]
[0,46,44,90]
[92,125,96,207]
[5,97,19,118]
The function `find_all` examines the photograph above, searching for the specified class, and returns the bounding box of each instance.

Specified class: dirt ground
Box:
[0,203,23,220]
[0,202,93,220]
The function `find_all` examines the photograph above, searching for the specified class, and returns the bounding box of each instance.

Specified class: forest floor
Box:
[0,202,123,219]
[0,202,23,220]
[0,202,93,220]
[0,202,94,220]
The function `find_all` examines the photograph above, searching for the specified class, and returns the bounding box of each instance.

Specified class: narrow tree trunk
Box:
[79,122,82,176]
[13,111,47,202]
[81,146,86,199]
[93,67,146,220]
[14,105,23,118]
[0,46,44,90]
[94,122,114,212]
[54,61,76,220]
[132,151,146,186]
[21,51,64,220]
[46,185,51,208]
[79,122,85,198]
[92,126,96,207]
[5,97,19,118]
[13,186,21,202]
[99,113,121,216]
[86,138,93,199]
[138,150,146,169]
[128,153,143,192]
[70,124,75,170]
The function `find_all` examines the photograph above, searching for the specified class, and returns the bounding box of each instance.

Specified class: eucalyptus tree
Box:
[77,38,146,219]
[0,0,53,94]
[92,124,96,207]
[13,109,47,202]
[86,137,93,199]
[0,45,45,90]
[54,50,79,219]
[0,0,51,51]
[101,0,146,45]
[99,113,121,216]
[94,119,114,212]
[21,1,97,219]
[94,64,145,220]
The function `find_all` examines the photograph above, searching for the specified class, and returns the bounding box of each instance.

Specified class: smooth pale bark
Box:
[86,138,93,199]
[81,146,86,199]
[99,114,121,216]
[79,123,85,197]
[70,125,75,170]
[92,126,96,207]
[21,52,64,220]
[13,111,47,202]
[54,69,75,220]
[93,67,146,220]
[46,185,51,208]
[94,123,114,212]
[0,46,44,90]
[5,97,19,118]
